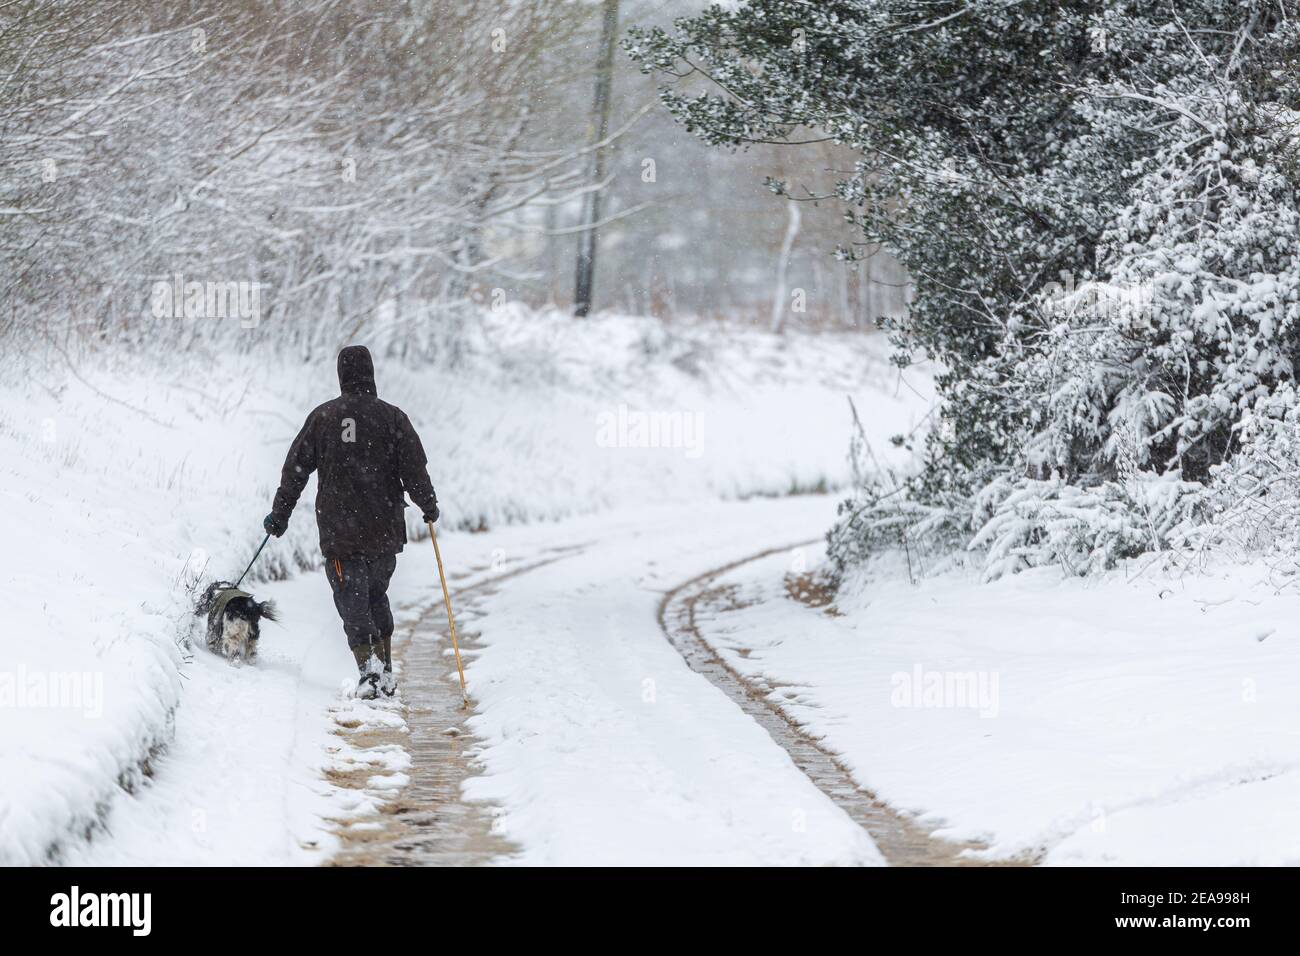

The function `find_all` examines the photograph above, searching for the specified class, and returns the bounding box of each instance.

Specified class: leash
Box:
[235,533,271,589]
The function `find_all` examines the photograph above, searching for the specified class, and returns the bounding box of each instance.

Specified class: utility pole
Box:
[573,0,620,318]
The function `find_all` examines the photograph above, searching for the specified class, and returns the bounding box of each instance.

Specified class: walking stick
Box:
[428,521,469,707]
[235,533,271,589]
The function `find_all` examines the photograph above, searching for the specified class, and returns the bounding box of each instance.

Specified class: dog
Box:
[195,581,277,663]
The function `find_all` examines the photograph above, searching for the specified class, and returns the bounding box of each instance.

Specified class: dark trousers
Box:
[325,553,396,650]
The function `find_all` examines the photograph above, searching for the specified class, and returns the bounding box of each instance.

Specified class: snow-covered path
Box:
[73,496,886,865]
[686,540,1300,866]
[401,496,884,866]
[8,320,924,865]
[70,487,1300,868]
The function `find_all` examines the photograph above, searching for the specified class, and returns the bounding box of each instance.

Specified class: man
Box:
[263,345,439,699]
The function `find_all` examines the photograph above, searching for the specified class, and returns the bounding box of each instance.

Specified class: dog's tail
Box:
[257,600,278,623]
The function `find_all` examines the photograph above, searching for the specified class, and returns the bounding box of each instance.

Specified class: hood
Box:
[337,345,377,396]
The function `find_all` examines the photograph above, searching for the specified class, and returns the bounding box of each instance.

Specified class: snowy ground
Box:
[65,480,1300,867]
[61,573,353,865]
[20,306,1293,868]
[692,540,1300,866]
[2,313,924,865]
[436,498,883,865]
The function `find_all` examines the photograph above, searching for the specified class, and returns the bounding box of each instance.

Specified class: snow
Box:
[689,539,1300,866]
[1,312,921,865]
[429,498,884,865]
[61,573,358,865]
[16,0,1300,873]
[13,303,1300,868]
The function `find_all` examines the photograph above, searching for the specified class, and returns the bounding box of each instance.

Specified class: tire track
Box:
[327,543,587,866]
[657,540,1033,867]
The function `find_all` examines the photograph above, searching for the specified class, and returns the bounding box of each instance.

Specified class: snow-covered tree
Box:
[0,0,595,357]
[632,0,1300,576]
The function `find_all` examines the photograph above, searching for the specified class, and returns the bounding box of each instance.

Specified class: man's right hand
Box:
[264,513,287,537]
[423,503,439,525]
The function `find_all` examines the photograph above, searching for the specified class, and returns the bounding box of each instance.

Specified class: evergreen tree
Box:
[631,1,1300,575]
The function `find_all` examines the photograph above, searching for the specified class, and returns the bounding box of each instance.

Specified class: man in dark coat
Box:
[263,345,439,699]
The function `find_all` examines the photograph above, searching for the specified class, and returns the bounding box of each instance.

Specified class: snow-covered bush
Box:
[963,86,1300,575]
[940,95,1300,577]
[1018,101,1300,485]
[828,407,1204,580]
[1192,383,1300,562]
[969,473,1203,580]
[639,1,1300,577]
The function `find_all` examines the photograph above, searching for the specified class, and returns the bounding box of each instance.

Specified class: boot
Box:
[378,635,396,697]
[351,644,382,700]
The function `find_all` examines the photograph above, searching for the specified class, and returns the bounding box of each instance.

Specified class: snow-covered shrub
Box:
[639,1,1300,577]
[827,478,962,580]
[969,473,1203,580]
[1193,383,1300,561]
[955,89,1300,576]
[891,101,1300,576]
[827,398,1205,580]
[825,398,962,577]
[1014,100,1300,486]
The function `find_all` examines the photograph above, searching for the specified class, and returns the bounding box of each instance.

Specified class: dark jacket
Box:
[270,346,438,559]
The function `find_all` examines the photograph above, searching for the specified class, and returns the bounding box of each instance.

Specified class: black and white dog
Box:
[195,581,277,663]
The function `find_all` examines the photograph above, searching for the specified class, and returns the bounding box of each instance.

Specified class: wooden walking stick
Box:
[428,521,469,707]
